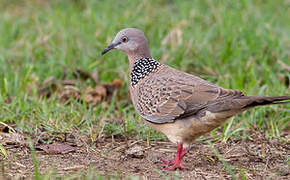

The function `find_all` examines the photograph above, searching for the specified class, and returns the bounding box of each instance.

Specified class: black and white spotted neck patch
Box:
[131,57,161,86]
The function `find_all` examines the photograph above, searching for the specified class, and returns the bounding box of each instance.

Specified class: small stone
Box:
[125,145,145,158]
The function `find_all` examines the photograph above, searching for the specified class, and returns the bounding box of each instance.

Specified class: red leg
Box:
[159,142,189,170]
[159,146,188,165]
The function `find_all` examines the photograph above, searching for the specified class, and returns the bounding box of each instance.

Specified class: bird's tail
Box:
[240,96,290,109]
[205,95,289,120]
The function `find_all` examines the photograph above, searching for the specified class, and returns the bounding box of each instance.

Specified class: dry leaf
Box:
[111,79,123,89]
[38,69,122,106]
[94,85,107,97]
[58,85,81,102]
[0,132,27,146]
[36,144,76,154]
[84,94,94,103]
[83,86,104,105]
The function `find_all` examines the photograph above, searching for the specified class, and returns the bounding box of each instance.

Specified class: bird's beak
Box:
[101,42,121,55]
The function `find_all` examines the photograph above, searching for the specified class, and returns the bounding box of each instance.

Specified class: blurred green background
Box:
[0,0,289,140]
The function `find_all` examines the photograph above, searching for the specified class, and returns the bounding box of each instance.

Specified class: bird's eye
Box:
[122,36,128,43]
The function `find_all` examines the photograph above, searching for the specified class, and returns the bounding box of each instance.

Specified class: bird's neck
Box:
[128,53,152,71]
[127,43,152,70]
[128,55,146,70]
[129,57,161,87]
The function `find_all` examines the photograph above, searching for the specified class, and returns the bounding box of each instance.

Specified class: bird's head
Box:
[102,28,151,59]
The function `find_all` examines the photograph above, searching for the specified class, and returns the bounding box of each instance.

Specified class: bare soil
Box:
[1,129,289,180]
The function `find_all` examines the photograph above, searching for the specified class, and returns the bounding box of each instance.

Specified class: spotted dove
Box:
[102,28,290,170]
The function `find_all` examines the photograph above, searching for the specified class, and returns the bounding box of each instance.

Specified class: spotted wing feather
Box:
[135,66,244,123]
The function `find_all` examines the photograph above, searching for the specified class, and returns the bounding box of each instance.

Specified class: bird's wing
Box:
[135,66,244,123]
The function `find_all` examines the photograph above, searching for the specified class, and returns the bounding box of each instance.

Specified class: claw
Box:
[163,162,188,171]
[159,157,174,165]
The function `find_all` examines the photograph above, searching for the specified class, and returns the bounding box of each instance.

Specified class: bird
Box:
[102,28,290,170]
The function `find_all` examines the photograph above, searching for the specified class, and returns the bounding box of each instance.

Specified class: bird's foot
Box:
[162,160,188,171]
[158,142,189,171]
[159,157,174,165]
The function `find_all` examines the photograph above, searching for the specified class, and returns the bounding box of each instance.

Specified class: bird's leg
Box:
[160,147,188,165]
[159,142,189,170]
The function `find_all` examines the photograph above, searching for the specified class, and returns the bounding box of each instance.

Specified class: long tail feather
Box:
[241,96,290,109]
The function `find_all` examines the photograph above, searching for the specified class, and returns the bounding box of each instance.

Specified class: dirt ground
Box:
[1,129,289,180]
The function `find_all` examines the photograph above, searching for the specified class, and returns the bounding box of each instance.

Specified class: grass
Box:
[209,142,236,179]
[0,0,289,178]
